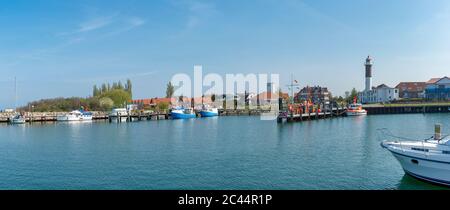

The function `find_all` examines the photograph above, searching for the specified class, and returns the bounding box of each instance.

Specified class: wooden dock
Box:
[277,107,347,123]
[0,108,273,124]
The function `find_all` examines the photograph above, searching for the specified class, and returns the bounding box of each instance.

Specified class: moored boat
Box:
[57,110,93,121]
[199,105,218,117]
[9,114,26,124]
[171,107,196,119]
[108,108,128,122]
[346,97,367,116]
[380,125,450,186]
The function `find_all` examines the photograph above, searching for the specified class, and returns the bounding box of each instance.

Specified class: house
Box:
[425,77,450,101]
[395,82,426,99]
[359,84,399,104]
[294,86,330,105]
[132,98,173,109]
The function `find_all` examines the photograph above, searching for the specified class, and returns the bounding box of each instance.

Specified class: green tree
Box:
[166,82,175,98]
[101,84,107,94]
[93,85,100,97]
[346,88,358,102]
[126,79,132,97]
[99,89,131,108]
[99,97,114,111]
[156,102,169,112]
[118,81,124,90]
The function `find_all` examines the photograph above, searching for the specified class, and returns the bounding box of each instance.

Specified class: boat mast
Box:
[286,73,299,104]
[14,76,17,111]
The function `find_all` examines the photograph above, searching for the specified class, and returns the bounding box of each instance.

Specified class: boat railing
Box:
[377,128,450,154]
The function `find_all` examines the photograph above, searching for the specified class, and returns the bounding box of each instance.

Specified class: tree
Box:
[166,82,175,98]
[345,88,358,102]
[156,102,169,112]
[126,79,132,97]
[99,97,114,111]
[93,85,100,97]
[211,94,216,102]
[118,81,124,90]
[101,84,107,94]
[99,89,131,108]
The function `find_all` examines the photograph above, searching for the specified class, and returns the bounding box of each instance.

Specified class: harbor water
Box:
[0,114,449,190]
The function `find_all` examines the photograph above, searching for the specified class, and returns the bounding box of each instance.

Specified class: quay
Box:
[363,104,450,115]
[0,108,273,124]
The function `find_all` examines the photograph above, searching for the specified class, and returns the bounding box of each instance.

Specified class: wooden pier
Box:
[277,107,347,123]
[0,108,272,124]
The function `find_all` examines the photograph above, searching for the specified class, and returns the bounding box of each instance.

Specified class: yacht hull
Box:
[346,111,367,116]
[171,112,196,119]
[57,116,93,121]
[199,111,218,117]
[390,152,450,186]
[9,119,26,124]
[381,140,450,186]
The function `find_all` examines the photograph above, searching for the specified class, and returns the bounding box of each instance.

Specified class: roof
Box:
[255,92,289,101]
[376,84,391,89]
[426,78,442,84]
[132,98,173,105]
[395,82,426,91]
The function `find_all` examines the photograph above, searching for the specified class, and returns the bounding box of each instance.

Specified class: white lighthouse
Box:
[365,55,373,91]
[358,55,399,104]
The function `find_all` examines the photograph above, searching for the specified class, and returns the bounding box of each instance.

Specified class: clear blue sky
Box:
[1,0,450,109]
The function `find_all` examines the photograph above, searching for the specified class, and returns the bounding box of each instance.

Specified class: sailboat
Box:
[9,77,26,124]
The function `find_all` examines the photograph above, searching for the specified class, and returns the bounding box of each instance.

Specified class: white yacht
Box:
[109,108,128,122]
[9,113,26,124]
[57,110,93,121]
[380,126,450,186]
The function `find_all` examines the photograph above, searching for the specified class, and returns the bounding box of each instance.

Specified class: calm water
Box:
[0,114,449,190]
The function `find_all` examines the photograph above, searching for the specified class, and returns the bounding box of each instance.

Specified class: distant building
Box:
[395,82,426,99]
[358,56,399,103]
[3,108,14,113]
[425,77,450,101]
[132,98,173,109]
[294,86,330,104]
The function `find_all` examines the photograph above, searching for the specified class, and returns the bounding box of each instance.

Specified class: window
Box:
[412,148,429,152]
[443,151,450,154]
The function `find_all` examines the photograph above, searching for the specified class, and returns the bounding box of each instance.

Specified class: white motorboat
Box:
[380,125,450,186]
[108,108,129,122]
[346,97,367,116]
[57,110,93,121]
[346,103,367,116]
[9,114,26,124]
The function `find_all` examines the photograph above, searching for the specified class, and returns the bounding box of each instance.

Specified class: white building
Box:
[358,56,399,104]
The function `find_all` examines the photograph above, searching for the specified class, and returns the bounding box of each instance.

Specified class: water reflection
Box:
[397,174,448,190]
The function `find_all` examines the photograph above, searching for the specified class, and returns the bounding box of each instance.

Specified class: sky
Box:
[1,0,450,109]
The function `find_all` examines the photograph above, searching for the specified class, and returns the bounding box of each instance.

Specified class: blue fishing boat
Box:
[171,107,196,119]
[199,105,219,117]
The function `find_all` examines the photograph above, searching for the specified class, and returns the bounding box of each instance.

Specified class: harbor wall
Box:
[364,105,450,115]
